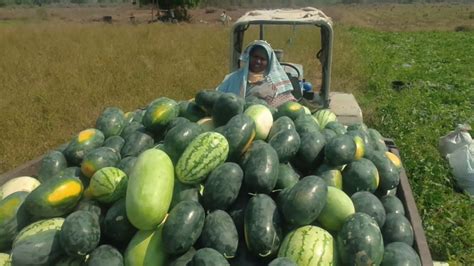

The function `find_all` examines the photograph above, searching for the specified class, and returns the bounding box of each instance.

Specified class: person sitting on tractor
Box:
[216,40,295,107]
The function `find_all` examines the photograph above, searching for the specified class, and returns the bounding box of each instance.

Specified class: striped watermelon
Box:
[13,217,64,247]
[313,109,337,129]
[176,132,229,185]
[278,225,334,266]
[84,167,128,204]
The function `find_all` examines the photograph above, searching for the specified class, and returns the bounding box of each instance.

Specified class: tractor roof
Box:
[235,7,333,26]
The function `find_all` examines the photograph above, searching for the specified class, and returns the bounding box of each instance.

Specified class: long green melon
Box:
[176,132,229,185]
[278,225,334,266]
[126,149,174,230]
[125,226,168,266]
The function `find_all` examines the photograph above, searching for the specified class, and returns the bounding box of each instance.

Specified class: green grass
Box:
[0,7,473,264]
[349,28,474,264]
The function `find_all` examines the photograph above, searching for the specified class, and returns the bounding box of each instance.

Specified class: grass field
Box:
[0,3,473,264]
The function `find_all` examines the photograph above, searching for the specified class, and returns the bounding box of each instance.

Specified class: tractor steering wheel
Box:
[280,63,301,80]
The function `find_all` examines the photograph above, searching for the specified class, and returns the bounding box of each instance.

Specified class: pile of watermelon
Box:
[0,91,422,266]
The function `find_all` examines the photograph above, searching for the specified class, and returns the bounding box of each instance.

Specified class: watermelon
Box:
[380,195,405,215]
[125,226,168,266]
[294,114,320,135]
[120,121,146,140]
[268,257,297,266]
[381,242,421,266]
[313,109,337,129]
[87,245,124,266]
[279,175,328,226]
[342,158,379,196]
[142,97,179,135]
[189,248,229,266]
[367,151,400,193]
[294,129,326,170]
[202,163,243,211]
[124,108,145,125]
[37,151,67,183]
[212,93,245,126]
[317,186,355,232]
[278,225,334,266]
[367,128,388,153]
[121,131,154,158]
[324,121,346,136]
[317,169,342,189]
[170,179,200,210]
[11,218,65,266]
[244,104,274,140]
[103,135,125,154]
[117,156,137,177]
[84,167,128,204]
[324,134,364,167]
[268,129,301,163]
[179,101,207,122]
[242,141,279,194]
[169,247,196,266]
[268,116,295,140]
[176,132,229,185]
[81,147,121,178]
[275,163,300,190]
[103,198,137,245]
[74,199,105,225]
[126,149,174,230]
[275,101,305,121]
[219,114,256,162]
[196,117,215,132]
[0,254,11,266]
[64,128,105,166]
[24,177,83,218]
[195,90,223,114]
[351,191,386,228]
[382,213,414,246]
[162,201,205,256]
[95,107,125,138]
[162,121,203,164]
[59,210,100,257]
[0,191,28,251]
[55,256,85,265]
[337,213,384,265]
[200,210,239,258]
[244,194,282,258]
[0,176,40,200]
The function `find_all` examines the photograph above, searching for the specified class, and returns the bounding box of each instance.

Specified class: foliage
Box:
[349,27,474,264]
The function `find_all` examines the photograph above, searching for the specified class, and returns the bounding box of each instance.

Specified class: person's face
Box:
[249,46,268,73]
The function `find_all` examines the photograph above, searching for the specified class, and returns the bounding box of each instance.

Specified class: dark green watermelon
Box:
[74,199,105,226]
[381,242,421,266]
[244,194,282,258]
[199,210,238,259]
[321,128,337,142]
[294,129,326,170]
[81,147,121,178]
[162,121,203,164]
[324,121,347,135]
[275,163,300,190]
[95,107,125,138]
[351,191,386,228]
[124,109,145,125]
[268,116,295,140]
[189,248,229,266]
[0,191,28,251]
[202,163,243,211]
[103,135,125,154]
[219,114,256,162]
[116,156,137,177]
[162,201,205,256]
[37,151,68,183]
[324,134,357,166]
[103,198,137,245]
[195,90,223,114]
[212,93,245,126]
[268,129,300,163]
[242,141,279,194]
[268,257,297,266]
[382,213,414,246]
[294,114,320,135]
[278,175,328,226]
[142,97,179,135]
[120,121,146,140]
[169,247,197,266]
[170,179,200,210]
[64,129,105,166]
[87,245,123,266]
[342,158,379,196]
[380,195,405,215]
[60,210,100,258]
[337,213,384,266]
[369,151,401,193]
[121,131,154,157]
[178,101,207,122]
